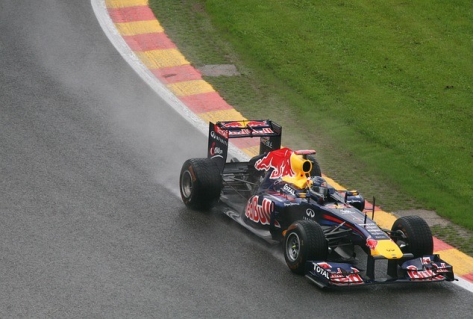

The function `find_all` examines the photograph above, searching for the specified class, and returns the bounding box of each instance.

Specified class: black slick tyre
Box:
[284,220,328,275]
[308,155,322,177]
[179,158,222,210]
[391,215,433,258]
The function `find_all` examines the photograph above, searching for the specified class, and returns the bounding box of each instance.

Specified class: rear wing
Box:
[207,119,282,170]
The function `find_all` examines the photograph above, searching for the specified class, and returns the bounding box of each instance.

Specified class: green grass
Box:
[148,0,472,236]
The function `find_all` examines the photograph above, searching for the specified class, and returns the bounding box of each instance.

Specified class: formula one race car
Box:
[179,119,456,288]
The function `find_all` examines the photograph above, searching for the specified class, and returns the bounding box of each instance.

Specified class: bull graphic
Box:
[245,196,280,227]
[254,147,294,179]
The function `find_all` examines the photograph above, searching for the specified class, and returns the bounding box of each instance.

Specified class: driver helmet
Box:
[311,176,329,199]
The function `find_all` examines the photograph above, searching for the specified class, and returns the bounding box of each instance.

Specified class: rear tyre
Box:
[284,220,328,275]
[179,158,222,210]
[391,215,433,258]
[308,155,322,177]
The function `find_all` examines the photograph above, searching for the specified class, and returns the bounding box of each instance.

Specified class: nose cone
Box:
[369,239,403,259]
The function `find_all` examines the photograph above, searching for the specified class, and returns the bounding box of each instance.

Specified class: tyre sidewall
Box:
[391,215,433,257]
[179,158,222,210]
[284,220,327,275]
[308,155,321,177]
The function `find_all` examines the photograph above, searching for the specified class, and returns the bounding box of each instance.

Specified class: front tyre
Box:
[179,158,222,211]
[284,220,328,275]
[391,215,433,258]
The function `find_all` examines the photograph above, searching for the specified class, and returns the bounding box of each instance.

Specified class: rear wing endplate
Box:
[207,119,282,170]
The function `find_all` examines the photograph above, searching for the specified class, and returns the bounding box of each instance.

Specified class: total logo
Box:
[283,184,296,196]
[339,209,354,214]
[313,264,330,280]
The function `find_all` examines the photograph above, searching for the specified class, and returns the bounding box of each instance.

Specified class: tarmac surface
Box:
[0,0,471,317]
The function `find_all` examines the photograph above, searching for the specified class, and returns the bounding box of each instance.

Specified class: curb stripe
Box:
[152,65,203,84]
[123,33,176,51]
[462,273,472,282]
[135,48,189,69]
[114,20,163,36]
[180,92,233,112]
[436,248,473,276]
[433,236,455,251]
[240,145,261,157]
[167,79,215,97]
[108,6,156,22]
[105,0,148,8]
[197,109,246,124]
[103,0,473,283]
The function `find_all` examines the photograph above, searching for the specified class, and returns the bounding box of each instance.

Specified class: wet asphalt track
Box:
[0,1,472,318]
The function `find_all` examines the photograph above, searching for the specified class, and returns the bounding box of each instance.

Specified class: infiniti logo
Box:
[210,131,228,145]
[306,209,315,218]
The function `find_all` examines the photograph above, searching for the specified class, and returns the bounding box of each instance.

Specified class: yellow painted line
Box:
[372,212,398,230]
[167,80,215,97]
[436,249,473,276]
[240,145,260,157]
[198,109,246,124]
[114,20,164,36]
[105,0,148,8]
[135,49,189,69]
[323,176,346,192]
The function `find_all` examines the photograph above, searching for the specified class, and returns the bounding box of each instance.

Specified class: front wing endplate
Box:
[305,254,456,288]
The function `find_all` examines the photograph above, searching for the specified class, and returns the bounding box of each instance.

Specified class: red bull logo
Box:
[228,128,274,137]
[246,120,269,127]
[366,237,378,250]
[254,148,295,179]
[220,120,269,129]
[214,125,229,139]
[245,196,280,227]
[220,121,245,128]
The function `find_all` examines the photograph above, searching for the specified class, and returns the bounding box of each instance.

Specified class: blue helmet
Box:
[311,176,329,199]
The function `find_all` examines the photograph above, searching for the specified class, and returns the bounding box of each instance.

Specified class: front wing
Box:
[305,254,456,288]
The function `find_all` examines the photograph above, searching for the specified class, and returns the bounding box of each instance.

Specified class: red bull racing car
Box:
[179,119,456,288]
